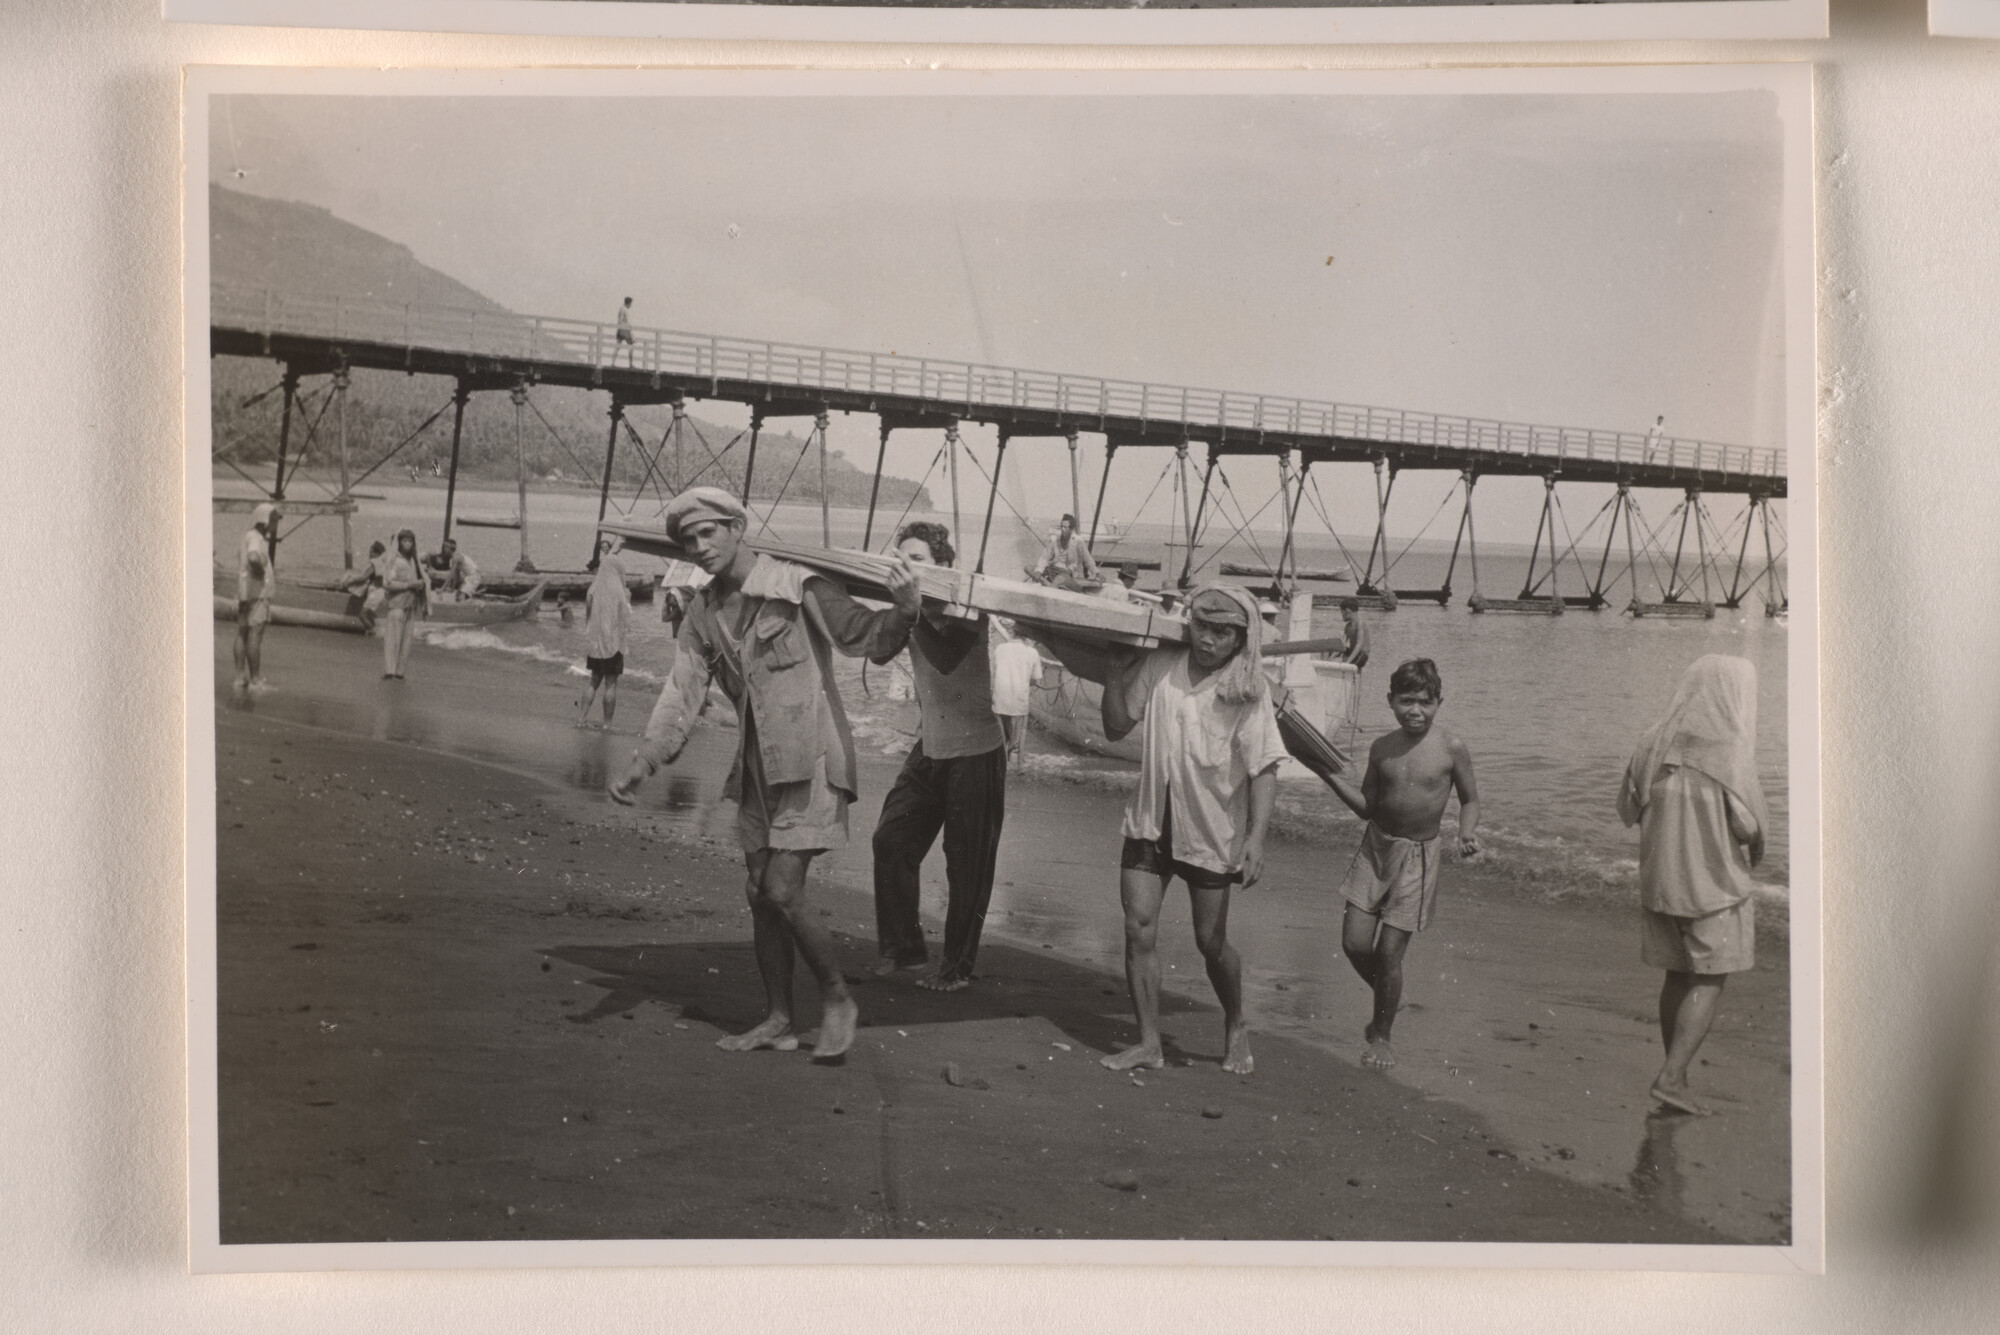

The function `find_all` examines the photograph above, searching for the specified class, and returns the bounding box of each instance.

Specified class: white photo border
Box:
[184,62,1821,1276]
[164,0,1829,46]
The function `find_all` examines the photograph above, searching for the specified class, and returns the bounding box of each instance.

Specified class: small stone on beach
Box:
[1098,1169,1139,1192]
[1201,1106,1224,1120]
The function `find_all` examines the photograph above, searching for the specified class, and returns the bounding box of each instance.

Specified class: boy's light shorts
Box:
[1339,822,1441,933]
[1640,899,1756,975]
[736,755,848,855]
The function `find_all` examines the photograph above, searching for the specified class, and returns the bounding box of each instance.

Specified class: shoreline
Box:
[208,620,1790,1245]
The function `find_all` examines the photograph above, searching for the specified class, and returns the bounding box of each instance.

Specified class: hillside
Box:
[207,185,933,513]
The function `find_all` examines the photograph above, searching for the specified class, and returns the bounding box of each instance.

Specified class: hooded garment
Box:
[584,550,632,660]
[1625,655,1770,834]
[1620,654,1771,917]
[1186,582,1266,706]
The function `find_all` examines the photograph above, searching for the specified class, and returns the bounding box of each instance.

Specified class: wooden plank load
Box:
[601,525,1193,651]
[1220,561,1352,583]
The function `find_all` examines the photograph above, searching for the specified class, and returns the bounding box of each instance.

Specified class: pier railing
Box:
[212,284,1785,481]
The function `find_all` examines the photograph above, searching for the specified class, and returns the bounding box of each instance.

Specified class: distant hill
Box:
[207,184,933,513]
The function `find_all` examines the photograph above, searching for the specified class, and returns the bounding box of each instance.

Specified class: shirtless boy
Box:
[1316,658,1479,1070]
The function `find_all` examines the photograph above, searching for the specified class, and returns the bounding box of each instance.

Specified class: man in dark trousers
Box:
[870,522,1010,993]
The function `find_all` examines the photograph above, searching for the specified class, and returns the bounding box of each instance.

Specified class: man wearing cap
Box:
[233,503,279,691]
[1048,583,1285,1075]
[610,486,922,1061]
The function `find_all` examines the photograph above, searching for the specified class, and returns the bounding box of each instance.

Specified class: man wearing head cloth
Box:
[611,485,922,1061]
[1054,581,1286,1076]
[232,503,280,691]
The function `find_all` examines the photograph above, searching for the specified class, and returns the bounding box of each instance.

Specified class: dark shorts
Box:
[586,652,624,677]
[616,328,634,343]
[1120,805,1241,891]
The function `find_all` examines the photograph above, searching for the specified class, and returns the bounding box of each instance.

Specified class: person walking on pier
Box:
[610,486,922,1061]
[615,296,635,367]
[1058,583,1284,1075]
[869,522,1010,994]
[1618,654,1769,1116]
[578,536,632,730]
[233,503,279,692]
[379,529,428,679]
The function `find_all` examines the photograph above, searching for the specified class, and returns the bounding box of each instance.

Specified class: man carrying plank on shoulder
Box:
[1042,583,1284,1076]
[610,486,922,1061]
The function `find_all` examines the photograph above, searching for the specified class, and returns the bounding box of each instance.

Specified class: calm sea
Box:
[214,476,1791,898]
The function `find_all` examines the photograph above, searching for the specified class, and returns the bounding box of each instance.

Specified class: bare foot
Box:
[812,994,859,1061]
[1100,1044,1166,1072]
[715,1016,800,1053]
[1361,1022,1396,1070]
[1649,1079,1712,1116]
[916,971,969,993]
[1221,1025,1254,1075]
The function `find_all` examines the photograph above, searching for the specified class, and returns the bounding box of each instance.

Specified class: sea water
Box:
[215,477,1790,899]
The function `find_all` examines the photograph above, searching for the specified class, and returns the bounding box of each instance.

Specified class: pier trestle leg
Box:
[975,429,1010,575]
[441,382,470,548]
[333,363,353,570]
[1087,441,1116,547]
[1359,455,1398,594]
[741,408,765,507]
[591,398,623,568]
[1181,449,1218,589]
[862,419,891,551]
[510,381,535,573]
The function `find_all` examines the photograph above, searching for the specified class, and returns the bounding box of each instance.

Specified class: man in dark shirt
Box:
[870,522,1010,993]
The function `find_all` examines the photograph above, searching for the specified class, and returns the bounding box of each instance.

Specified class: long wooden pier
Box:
[208,284,1788,616]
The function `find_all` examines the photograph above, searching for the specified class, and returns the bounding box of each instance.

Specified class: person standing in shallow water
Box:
[379,529,428,679]
[1047,583,1285,1075]
[610,486,921,1060]
[578,536,631,729]
[868,522,1009,994]
[1618,654,1769,1116]
[233,503,278,691]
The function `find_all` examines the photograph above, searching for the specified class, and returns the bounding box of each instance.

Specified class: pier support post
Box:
[1283,458,1312,599]
[669,400,687,495]
[862,419,891,551]
[334,365,354,567]
[1519,474,1558,600]
[741,408,764,506]
[1591,483,1629,608]
[1088,442,1117,546]
[1066,429,1081,530]
[1692,489,1714,605]
[945,423,964,544]
[1181,449,1218,589]
[266,366,300,566]
[816,411,832,548]
[1360,456,1397,594]
[510,382,535,572]
[1759,496,1786,614]
[1665,492,1694,601]
[1439,470,1476,605]
[1723,494,1758,608]
[441,382,470,548]
[976,429,1010,574]
[1275,452,1298,596]
[592,398,623,568]
[1175,441,1196,589]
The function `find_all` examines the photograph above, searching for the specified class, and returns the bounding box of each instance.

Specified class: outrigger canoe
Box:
[211,568,546,632]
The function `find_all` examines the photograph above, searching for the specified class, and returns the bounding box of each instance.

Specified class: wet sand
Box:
[210,621,1787,1245]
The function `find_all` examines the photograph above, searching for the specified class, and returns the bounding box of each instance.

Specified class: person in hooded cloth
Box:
[578,535,632,729]
[379,529,429,680]
[233,503,279,691]
[610,486,921,1061]
[1047,583,1286,1075]
[1618,654,1771,1116]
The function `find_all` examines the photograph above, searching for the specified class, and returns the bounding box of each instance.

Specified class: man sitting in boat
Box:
[425,537,481,602]
[610,486,922,1061]
[1029,513,1100,590]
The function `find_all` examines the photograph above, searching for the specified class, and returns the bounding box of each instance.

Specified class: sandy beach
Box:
[210,618,1788,1246]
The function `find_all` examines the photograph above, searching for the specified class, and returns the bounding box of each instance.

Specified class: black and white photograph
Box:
[185,66,1818,1272]
[162,0,1831,46]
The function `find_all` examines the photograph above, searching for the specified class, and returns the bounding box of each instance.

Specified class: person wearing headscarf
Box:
[231,503,281,691]
[867,522,1010,994]
[1085,581,1287,1076]
[378,529,429,680]
[578,535,632,728]
[1618,654,1771,1116]
[609,486,922,1061]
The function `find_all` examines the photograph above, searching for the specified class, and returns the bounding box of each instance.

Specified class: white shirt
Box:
[989,639,1042,718]
[237,527,272,603]
[1117,648,1288,874]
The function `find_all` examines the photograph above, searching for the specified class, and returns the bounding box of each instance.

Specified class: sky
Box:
[210,87,1789,546]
